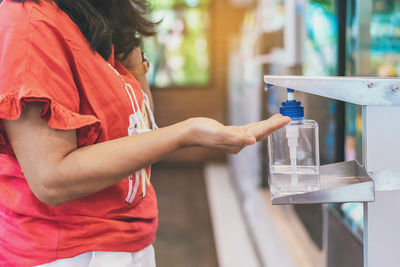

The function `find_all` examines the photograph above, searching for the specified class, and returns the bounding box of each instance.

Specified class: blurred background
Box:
[144,0,400,266]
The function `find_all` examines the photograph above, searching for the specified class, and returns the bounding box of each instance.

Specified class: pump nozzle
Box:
[280,89,304,120]
[287,88,295,101]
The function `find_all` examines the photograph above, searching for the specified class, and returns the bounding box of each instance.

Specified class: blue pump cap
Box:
[280,89,304,119]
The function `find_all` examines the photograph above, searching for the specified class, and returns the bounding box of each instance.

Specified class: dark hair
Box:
[5,0,157,60]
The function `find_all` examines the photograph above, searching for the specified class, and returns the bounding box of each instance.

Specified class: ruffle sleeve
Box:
[0,14,100,155]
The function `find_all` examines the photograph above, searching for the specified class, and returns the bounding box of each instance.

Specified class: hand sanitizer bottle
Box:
[268,89,320,196]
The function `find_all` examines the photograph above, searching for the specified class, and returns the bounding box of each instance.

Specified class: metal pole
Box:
[363,106,400,267]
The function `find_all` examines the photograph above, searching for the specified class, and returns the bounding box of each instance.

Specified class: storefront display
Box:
[343,0,400,242]
[144,0,211,87]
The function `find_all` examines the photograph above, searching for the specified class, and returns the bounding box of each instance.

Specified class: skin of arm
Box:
[3,102,290,207]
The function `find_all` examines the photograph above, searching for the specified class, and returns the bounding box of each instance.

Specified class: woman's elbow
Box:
[35,188,65,207]
[30,177,67,207]
[37,194,65,207]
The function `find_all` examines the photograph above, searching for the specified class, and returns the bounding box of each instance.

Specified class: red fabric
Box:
[0,1,158,266]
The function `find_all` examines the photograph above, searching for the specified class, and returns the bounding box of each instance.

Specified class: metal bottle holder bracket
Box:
[265,75,400,267]
[270,160,374,205]
[264,75,400,205]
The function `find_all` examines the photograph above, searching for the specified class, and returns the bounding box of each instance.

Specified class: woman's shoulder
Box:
[0,0,33,32]
[0,0,76,36]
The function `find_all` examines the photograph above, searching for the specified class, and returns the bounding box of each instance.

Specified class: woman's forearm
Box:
[45,121,187,206]
[3,102,190,206]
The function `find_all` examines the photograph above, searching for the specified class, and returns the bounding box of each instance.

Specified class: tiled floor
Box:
[151,163,218,267]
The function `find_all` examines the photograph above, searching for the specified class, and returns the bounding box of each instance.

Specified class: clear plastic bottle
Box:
[268,89,320,196]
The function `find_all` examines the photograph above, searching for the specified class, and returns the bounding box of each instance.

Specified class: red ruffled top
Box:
[0,1,157,266]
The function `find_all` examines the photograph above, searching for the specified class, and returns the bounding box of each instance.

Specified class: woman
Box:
[0,0,290,266]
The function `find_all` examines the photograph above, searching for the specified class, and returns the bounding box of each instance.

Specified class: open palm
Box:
[183,114,290,154]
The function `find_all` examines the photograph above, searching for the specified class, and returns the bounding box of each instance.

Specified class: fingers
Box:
[213,143,246,154]
[209,114,290,154]
[212,126,255,155]
[236,133,256,146]
[222,126,256,146]
[270,113,284,119]
[243,114,285,130]
[245,114,291,141]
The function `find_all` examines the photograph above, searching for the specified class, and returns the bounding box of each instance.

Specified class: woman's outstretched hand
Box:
[181,114,291,154]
